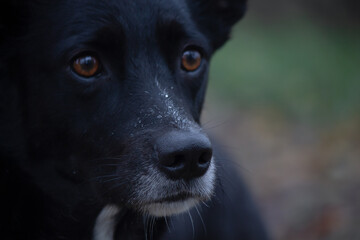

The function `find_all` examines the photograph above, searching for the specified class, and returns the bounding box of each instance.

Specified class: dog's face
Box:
[1,0,245,216]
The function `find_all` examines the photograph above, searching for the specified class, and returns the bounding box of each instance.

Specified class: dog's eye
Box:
[72,55,100,78]
[181,50,202,72]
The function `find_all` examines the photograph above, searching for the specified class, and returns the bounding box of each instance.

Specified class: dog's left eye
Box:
[181,49,202,72]
[72,55,101,78]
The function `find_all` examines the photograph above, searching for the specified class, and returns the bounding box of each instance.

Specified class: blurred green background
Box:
[202,0,360,239]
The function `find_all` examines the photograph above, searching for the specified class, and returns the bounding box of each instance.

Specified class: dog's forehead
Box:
[52,0,191,32]
[114,0,190,25]
[35,0,200,54]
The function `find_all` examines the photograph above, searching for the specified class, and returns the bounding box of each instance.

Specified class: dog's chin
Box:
[142,198,199,217]
[132,159,216,217]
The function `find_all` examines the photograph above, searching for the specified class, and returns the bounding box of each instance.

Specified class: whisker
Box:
[195,205,206,235]
[150,216,155,240]
[201,201,209,208]
[143,214,149,240]
[106,181,127,191]
[98,163,122,166]
[216,157,253,175]
[170,215,175,229]
[89,174,119,182]
[101,177,122,183]
[164,216,171,233]
[188,211,195,239]
[201,117,231,130]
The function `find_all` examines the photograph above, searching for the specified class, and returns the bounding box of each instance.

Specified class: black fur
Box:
[0,0,268,239]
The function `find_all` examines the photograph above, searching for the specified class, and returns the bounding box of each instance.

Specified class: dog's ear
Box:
[187,0,247,50]
[0,1,28,43]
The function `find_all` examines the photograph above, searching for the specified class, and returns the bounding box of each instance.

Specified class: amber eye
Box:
[72,55,100,77]
[181,50,202,72]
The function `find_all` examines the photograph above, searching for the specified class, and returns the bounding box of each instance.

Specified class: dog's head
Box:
[1,0,246,217]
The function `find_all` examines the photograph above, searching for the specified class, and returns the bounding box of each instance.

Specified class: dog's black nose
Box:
[155,131,212,180]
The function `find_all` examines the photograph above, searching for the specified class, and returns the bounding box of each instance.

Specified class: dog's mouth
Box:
[139,183,214,217]
[131,159,216,217]
[141,197,200,217]
[152,192,192,203]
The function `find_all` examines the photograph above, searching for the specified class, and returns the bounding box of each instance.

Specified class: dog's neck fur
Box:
[94,205,120,240]
[2,155,168,240]
[2,160,93,239]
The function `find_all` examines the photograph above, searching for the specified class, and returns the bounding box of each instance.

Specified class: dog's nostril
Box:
[199,151,212,165]
[173,154,185,167]
[163,154,184,168]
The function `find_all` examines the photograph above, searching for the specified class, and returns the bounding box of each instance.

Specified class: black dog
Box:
[0,0,268,239]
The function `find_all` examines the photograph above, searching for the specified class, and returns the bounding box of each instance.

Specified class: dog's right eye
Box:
[181,49,202,72]
[72,55,101,78]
